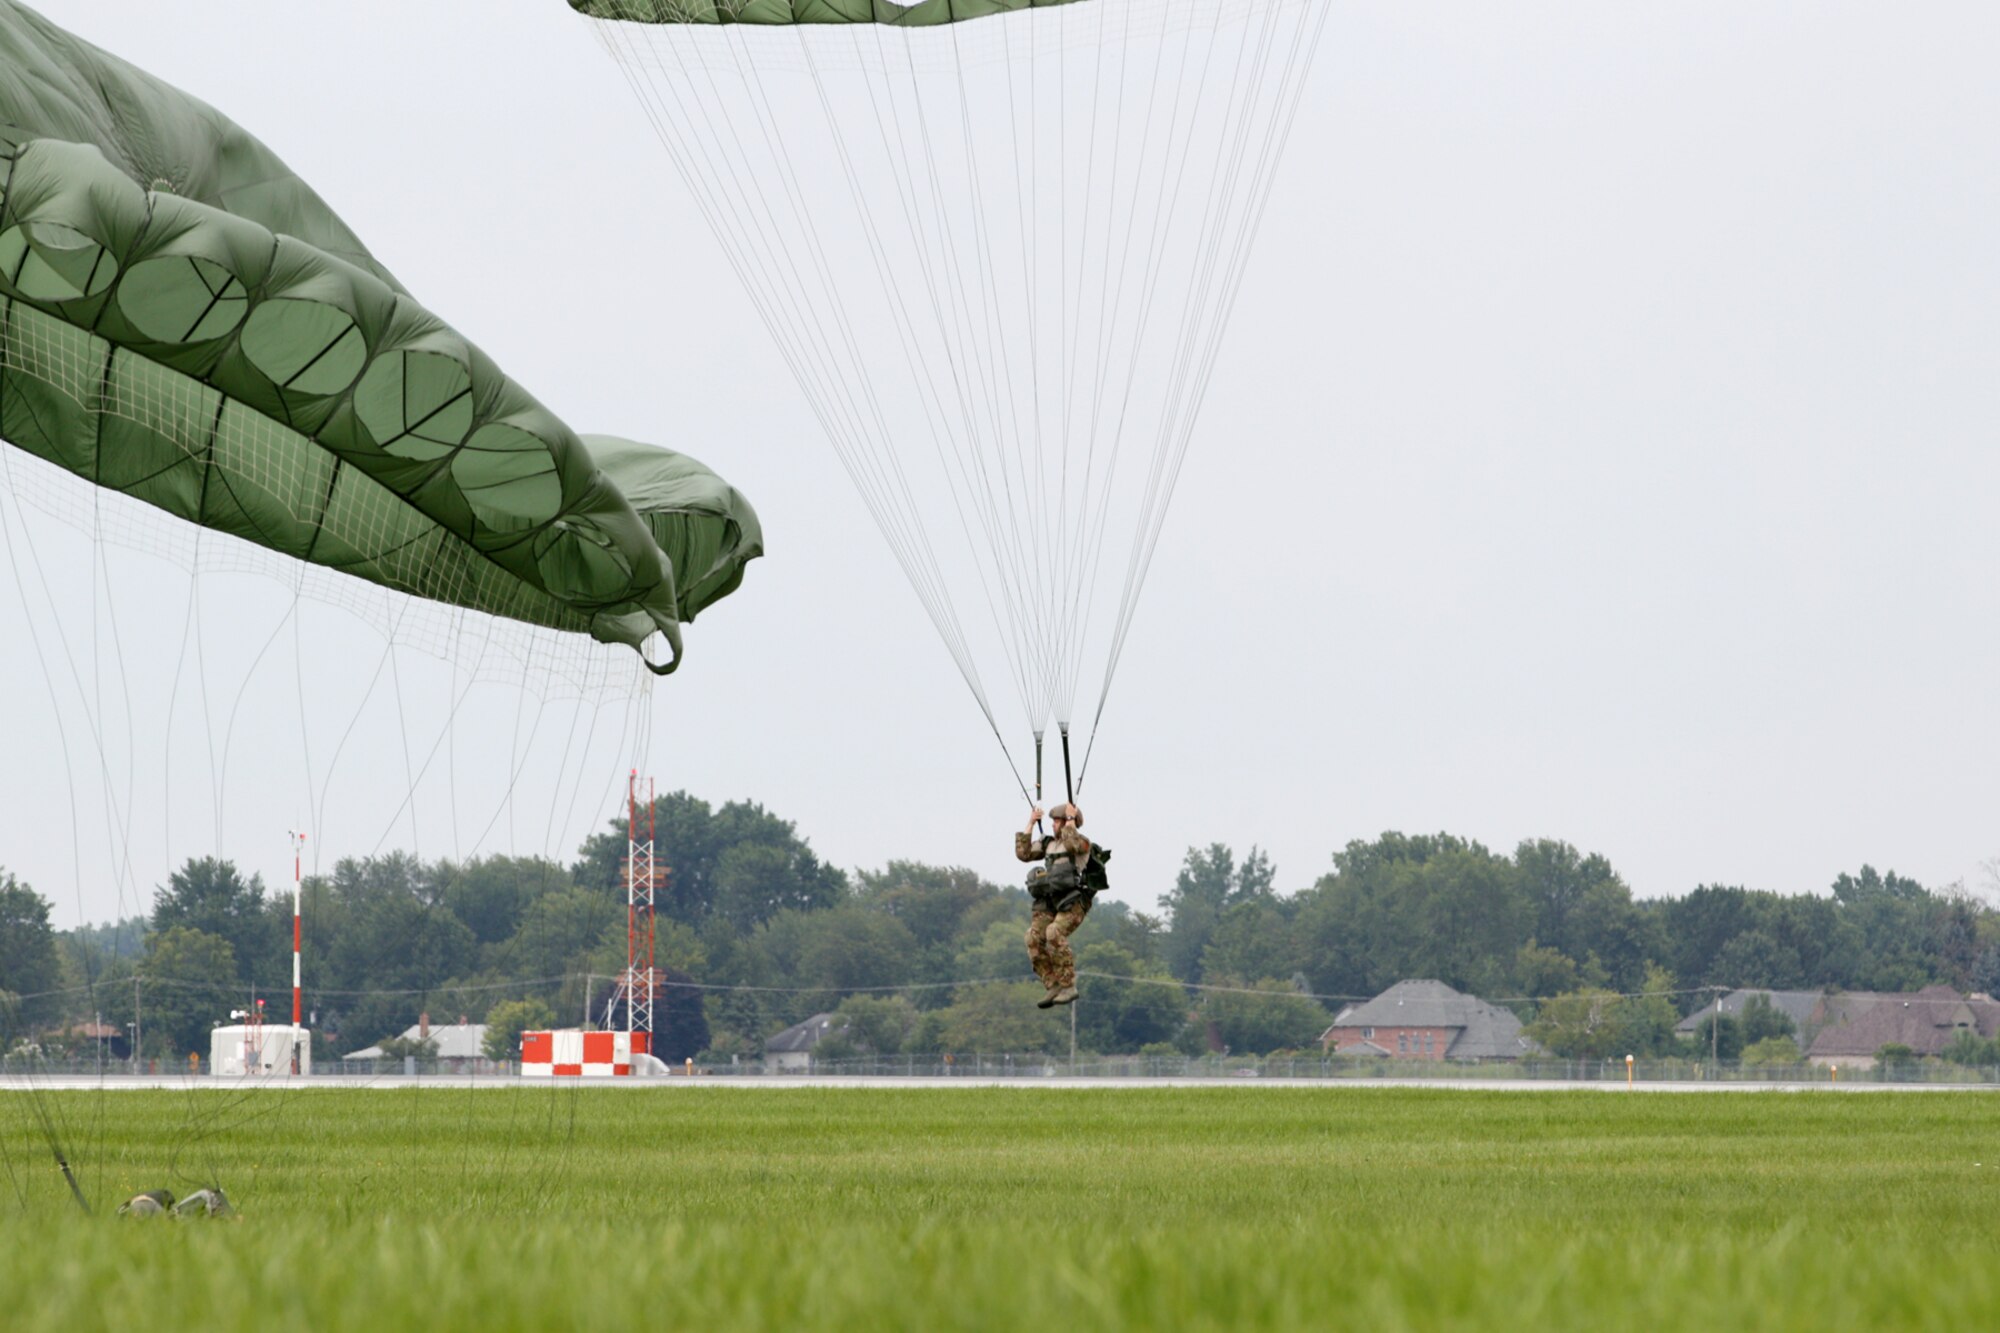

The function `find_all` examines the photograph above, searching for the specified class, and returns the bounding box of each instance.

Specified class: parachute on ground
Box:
[0,0,761,673]
[570,0,1326,790]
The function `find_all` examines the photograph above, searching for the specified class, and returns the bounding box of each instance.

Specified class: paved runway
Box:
[4,1075,1991,1092]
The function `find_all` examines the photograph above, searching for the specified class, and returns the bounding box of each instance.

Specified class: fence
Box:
[9,1053,2000,1084]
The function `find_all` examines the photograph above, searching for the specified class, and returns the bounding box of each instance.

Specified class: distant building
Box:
[765,1013,847,1073]
[1321,980,1536,1061]
[1805,986,2000,1069]
[1675,989,1826,1044]
[55,1020,129,1061]
[211,1024,310,1076]
[345,1014,491,1071]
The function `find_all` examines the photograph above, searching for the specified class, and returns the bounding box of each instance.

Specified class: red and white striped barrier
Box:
[521,1030,632,1077]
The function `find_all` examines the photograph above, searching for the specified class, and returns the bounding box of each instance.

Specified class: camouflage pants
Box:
[1026,898,1091,990]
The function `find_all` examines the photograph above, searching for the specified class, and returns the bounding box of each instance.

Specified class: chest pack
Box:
[1026,844,1112,907]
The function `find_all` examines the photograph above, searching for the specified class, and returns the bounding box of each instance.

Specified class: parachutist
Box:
[1016,804,1110,1008]
[117,1190,174,1217]
[172,1188,234,1219]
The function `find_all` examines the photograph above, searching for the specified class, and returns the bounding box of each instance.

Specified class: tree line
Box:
[3,795,1995,1062]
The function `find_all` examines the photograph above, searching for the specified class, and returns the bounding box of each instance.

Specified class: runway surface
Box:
[4,1075,1990,1092]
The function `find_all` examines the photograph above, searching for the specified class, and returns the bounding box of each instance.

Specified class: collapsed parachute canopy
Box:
[573,0,1325,784]
[0,0,760,671]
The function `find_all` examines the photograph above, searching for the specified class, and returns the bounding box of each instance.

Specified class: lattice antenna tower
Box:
[622,772,659,1054]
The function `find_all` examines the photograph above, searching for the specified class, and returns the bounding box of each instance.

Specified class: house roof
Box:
[766,1013,845,1054]
[1322,980,1535,1059]
[345,1022,488,1061]
[1805,986,2000,1059]
[1673,989,1824,1035]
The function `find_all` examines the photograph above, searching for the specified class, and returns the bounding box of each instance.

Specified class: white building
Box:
[764,1013,846,1073]
[345,1018,491,1070]
[209,1024,311,1076]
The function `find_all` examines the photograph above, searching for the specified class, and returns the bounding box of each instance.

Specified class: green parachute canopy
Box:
[570,0,1085,26]
[0,0,760,672]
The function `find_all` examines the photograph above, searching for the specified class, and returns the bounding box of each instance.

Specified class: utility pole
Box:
[133,974,141,1073]
[1069,998,1077,1071]
[1710,990,1721,1075]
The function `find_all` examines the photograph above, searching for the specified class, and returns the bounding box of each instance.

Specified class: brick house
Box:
[1320,979,1534,1061]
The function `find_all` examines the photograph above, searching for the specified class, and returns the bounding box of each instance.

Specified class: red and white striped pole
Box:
[289,831,305,1027]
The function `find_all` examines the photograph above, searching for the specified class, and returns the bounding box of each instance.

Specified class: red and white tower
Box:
[290,830,305,1074]
[622,773,658,1054]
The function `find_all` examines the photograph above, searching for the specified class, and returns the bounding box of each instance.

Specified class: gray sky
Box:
[6,0,1999,931]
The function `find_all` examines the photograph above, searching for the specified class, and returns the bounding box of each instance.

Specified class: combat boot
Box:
[1037,985,1061,1009]
[1051,985,1079,1005]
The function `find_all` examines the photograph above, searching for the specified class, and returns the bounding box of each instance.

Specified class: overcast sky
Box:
[6,1,1998,931]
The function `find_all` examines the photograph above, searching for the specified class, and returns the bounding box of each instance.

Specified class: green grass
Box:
[4,1086,1999,1330]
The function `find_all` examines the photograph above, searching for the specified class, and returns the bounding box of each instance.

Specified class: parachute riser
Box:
[1060,726,1074,809]
[1034,731,1045,835]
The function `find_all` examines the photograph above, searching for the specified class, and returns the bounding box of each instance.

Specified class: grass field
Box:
[3,1086,1998,1330]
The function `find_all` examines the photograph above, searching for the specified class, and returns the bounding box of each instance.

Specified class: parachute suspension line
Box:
[291,573,322,867]
[602,22,933,639]
[82,489,148,973]
[467,666,555,860]
[939,27,1055,724]
[1048,0,1115,728]
[503,625,531,854]
[1055,0,1171,726]
[594,1,1321,787]
[2,453,155,1145]
[716,27,966,621]
[1,461,147,897]
[894,32,1051,724]
[1098,0,1269,678]
[1081,0,1329,792]
[366,601,500,857]
[805,27,1044,730]
[192,564,222,852]
[1093,0,1325,725]
[998,24,1046,683]
[601,21,1008,743]
[0,463,97,1215]
[386,621,422,858]
[1049,0,1130,724]
[1060,724,1075,807]
[852,24,1039,710]
[539,690,592,861]
[568,692,626,861]
[161,533,200,889]
[823,22,1047,770]
[311,628,396,867]
[215,588,299,856]
[589,686,647,853]
[89,488,144,929]
[1034,730,1045,805]
[445,609,462,862]
[1058,0,1219,720]
[763,31,1039,789]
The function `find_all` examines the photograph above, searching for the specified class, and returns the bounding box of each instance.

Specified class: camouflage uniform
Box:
[1017,826,1094,991]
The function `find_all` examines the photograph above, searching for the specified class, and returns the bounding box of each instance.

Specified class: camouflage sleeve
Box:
[1015,831,1044,862]
[1056,828,1092,859]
